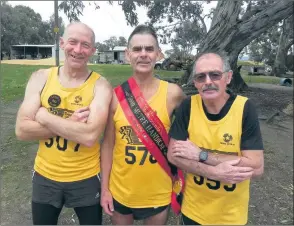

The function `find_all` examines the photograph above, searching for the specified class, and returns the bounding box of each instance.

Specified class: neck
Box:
[203,92,230,114]
[132,72,155,89]
[61,62,89,79]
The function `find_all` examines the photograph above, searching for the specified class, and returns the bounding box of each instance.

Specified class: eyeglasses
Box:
[194,71,226,83]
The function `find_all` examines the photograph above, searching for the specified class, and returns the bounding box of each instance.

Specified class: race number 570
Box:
[125,146,157,165]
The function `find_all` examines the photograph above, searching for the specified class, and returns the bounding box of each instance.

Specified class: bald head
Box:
[62,22,95,45]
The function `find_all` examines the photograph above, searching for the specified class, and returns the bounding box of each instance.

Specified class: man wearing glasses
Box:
[167,52,264,225]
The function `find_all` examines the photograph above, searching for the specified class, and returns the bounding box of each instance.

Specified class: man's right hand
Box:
[214,159,254,184]
[101,189,114,216]
[68,107,90,123]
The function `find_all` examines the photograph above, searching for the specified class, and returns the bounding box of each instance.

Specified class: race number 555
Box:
[193,175,236,192]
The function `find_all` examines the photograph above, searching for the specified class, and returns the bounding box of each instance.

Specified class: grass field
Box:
[0,63,283,103]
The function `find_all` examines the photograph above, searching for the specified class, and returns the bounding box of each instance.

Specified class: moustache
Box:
[202,85,219,92]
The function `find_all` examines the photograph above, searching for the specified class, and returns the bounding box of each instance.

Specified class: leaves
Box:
[59,0,85,22]
[96,36,127,51]
[1,2,65,54]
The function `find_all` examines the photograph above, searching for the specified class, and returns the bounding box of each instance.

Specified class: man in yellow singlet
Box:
[168,52,264,225]
[15,22,112,225]
[100,25,186,225]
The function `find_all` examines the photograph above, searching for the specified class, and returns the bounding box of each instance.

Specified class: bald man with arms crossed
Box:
[15,22,112,225]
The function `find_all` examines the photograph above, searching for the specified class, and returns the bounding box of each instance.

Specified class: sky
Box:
[8,1,217,53]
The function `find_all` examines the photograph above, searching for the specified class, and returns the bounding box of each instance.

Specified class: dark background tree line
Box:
[0,1,65,57]
[95,36,127,52]
[0,1,128,59]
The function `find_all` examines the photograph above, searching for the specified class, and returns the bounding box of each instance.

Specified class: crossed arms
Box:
[15,69,112,147]
[168,138,264,184]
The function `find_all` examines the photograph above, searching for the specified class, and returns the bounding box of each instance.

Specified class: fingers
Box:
[75,106,89,113]
[225,158,241,166]
[172,143,187,151]
[79,117,88,123]
[71,110,90,122]
[172,150,195,160]
[235,166,254,173]
[172,151,185,158]
[230,172,253,184]
[102,205,113,216]
[101,191,114,216]
[223,171,254,184]
[101,201,114,216]
[77,110,90,119]
[108,199,114,214]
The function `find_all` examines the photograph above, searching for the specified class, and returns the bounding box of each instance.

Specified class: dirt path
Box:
[1,87,293,225]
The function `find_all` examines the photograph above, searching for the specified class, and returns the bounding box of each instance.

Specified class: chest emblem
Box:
[48,94,61,107]
[220,133,234,146]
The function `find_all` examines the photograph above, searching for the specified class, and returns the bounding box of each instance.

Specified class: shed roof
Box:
[113,46,126,51]
[11,44,54,47]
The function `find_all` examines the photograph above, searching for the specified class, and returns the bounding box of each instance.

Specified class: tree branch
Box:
[241,3,264,21]
[210,1,243,30]
[236,0,293,47]
[196,15,207,34]
[285,39,294,52]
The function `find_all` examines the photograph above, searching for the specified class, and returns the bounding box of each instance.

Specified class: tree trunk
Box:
[180,0,293,92]
[271,18,294,77]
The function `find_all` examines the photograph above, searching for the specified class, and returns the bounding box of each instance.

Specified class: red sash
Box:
[114,77,184,215]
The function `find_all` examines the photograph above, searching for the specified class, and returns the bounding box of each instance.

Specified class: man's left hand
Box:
[171,139,201,161]
[35,107,48,125]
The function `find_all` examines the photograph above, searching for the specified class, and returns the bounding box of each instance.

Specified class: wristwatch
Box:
[199,151,208,162]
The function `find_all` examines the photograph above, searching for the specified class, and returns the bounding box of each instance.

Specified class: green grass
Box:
[0,63,286,103]
[237,60,264,66]
[0,64,182,103]
[240,70,282,85]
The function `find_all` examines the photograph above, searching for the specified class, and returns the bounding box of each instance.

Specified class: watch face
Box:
[200,151,208,162]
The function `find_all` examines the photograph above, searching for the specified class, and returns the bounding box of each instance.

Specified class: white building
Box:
[98,46,127,64]
[10,44,65,61]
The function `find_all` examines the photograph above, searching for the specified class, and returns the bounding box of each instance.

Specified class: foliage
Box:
[95,36,127,51]
[58,0,208,56]
[0,2,65,54]
[246,16,293,67]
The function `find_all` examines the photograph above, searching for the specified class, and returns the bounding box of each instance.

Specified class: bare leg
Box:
[143,207,169,225]
[111,211,134,225]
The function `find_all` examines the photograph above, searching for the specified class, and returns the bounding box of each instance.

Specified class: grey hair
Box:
[127,24,159,48]
[62,22,95,46]
[191,51,232,81]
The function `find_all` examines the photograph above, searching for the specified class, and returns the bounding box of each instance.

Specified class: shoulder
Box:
[167,82,186,106]
[241,97,260,125]
[244,98,258,112]
[23,68,51,97]
[238,95,257,114]
[29,68,50,82]
[178,96,192,111]
[94,76,112,92]
[167,82,184,96]
[27,68,51,90]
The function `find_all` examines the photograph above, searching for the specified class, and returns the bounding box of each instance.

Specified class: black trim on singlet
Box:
[40,67,94,96]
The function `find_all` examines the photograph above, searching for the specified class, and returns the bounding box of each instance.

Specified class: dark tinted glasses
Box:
[194,71,225,83]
